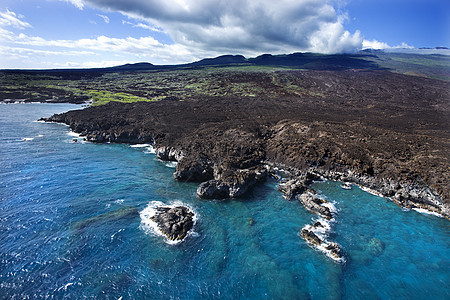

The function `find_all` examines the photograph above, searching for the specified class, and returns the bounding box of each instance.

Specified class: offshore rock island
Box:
[40,67,450,220]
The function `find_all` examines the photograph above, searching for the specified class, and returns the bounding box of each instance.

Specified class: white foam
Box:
[360,186,384,198]
[145,145,156,154]
[22,137,34,141]
[164,161,178,168]
[36,134,44,138]
[315,241,346,263]
[139,200,198,245]
[111,228,125,240]
[321,200,338,215]
[301,223,345,263]
[130,144,152,148]
[66,131,80,138]
[57,282,74,291]
[412,208,443,218]
[132,144,157,154]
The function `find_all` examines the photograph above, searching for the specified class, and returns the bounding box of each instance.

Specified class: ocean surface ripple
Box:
[0,103,449,299]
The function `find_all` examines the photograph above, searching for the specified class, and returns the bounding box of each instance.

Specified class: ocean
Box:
[0,103,449,299]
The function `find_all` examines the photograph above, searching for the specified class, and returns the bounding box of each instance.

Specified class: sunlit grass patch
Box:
[88,90,154,106]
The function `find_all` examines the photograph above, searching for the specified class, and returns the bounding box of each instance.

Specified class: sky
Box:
[0,0,449,69]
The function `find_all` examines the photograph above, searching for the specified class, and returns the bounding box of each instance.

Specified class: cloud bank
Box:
[75,0,363,54]
[0,9,32,29]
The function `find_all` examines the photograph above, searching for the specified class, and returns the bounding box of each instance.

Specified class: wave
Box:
[139,200,198,245]
[164,161,178,168]
[66,131,80,138]
[22,137,34,141]
[412,208,443,218]
[360,186,384,198]
[130,144,152,148]
[144,146,156,154]
[130,144,156,154]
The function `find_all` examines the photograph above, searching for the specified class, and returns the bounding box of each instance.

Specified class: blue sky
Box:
[0,0,448,69]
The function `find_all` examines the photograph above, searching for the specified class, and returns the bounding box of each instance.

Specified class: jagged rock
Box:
[278,179,306,200]
[197,166,267,199]
[325,243,342,259]
[277,172,320,200]
[298,192,333,219]
[196,179,230,199]
[155,146,184,161]
[301,229,322,245]
[150,206,194,241]
[174,156,214,182]
[313,221,324,228]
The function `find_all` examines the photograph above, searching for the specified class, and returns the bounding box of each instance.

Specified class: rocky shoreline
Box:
[40,81,449,221]
[39,70,449,258]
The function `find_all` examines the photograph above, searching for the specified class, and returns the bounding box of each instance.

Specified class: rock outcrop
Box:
[150,206,194,241]
[301,220,345,262]
[197,166,268,199]
[277,172,320,200]
[298,192,333,220]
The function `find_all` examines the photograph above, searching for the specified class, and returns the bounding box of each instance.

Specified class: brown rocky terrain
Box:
[42,70,450,218]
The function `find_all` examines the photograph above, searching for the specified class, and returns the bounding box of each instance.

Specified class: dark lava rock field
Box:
[44,70,450,218]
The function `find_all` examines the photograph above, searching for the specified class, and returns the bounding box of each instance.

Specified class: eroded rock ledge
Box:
[40,70,449,219]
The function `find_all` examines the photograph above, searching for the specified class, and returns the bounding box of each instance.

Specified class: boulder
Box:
[150,206,194,241]
[298,192,333,219]
[325,243,342,259]
[300,229,322,245]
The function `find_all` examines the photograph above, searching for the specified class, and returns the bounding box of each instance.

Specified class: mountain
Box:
[1,51,449,81]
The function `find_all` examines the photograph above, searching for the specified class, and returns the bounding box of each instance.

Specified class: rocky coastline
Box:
[40,76,449,220]
[40,69,449,258]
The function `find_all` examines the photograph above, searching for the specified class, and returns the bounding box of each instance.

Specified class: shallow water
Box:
[0,103,449,299]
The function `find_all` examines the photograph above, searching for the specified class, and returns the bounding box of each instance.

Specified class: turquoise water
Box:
[0,103,449,299]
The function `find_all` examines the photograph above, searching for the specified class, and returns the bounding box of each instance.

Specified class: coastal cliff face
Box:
[42,70,450,218]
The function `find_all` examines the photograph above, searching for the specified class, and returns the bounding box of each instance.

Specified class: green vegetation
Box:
[87,90,155,106]
[0,67,329,105]
[1,52,448,105]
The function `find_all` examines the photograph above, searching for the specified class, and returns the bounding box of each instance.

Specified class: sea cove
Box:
[0,103,449,299]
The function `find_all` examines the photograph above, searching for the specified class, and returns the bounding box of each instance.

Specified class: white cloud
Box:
[97,14,110,24]
[363,39,414,50]
[65,0,85,10]
[1,31,199,68]
[61,60,133,68]
[122,20,163,32]
[134,23,162,32]
[0,9,32,29]
[78,0,363,54]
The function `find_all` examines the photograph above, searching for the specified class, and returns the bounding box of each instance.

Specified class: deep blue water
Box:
[0,103,449,299]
